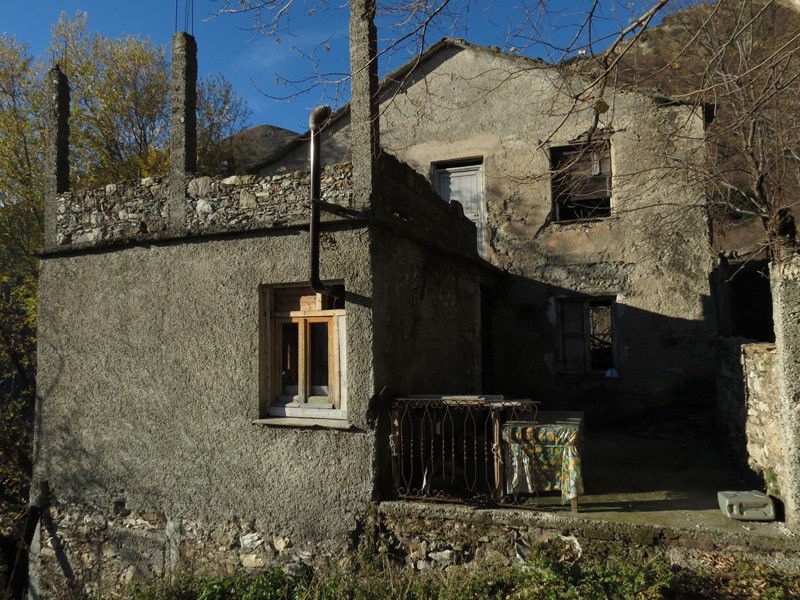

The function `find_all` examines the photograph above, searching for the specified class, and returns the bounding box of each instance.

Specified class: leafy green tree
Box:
[51,13,171,185]
[0,35,44,518]
[51,12,251,183]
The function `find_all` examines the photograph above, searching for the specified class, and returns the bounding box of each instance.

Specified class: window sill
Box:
[550,216,612,227]
[269,405,347,419]
[253,417,354,430]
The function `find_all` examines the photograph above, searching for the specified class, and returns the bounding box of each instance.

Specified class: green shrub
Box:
[118,546,800,600]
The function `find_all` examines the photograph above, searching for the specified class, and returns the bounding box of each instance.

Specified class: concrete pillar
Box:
[44,66,70,248]
[771,254,800,527]
[169,32,197,230]
[349,0,380,208]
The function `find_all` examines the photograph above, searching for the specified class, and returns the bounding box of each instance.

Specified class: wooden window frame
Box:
[265,287,346,420]
[551,141,612,222]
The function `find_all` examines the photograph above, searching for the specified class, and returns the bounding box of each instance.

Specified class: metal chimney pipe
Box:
[308,106,342,300]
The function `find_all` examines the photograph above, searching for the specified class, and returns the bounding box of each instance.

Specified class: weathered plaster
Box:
[263,42,715,416]
[771,255,800,527]
[34,145,486,596]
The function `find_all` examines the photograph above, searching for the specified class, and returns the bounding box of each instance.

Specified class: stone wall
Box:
[375,152,478,257]
[35,498,800,598]
[54,165,353,247]
[717,339,788,500]
[376,502,800,574]
[56,177,169,245]
[33,500,349,599]
[741,343,784,497]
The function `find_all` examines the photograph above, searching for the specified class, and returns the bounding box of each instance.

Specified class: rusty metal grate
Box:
[389,396,539,506]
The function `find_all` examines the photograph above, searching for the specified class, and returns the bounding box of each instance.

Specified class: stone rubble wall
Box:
[56,177,169,245]
[717,339,785,499]
[33,498,800,598]
[374,152,478,258]
[34,501,348,599]
[741,343,785,498]
[55,164,353,247]
[376,502,800,575]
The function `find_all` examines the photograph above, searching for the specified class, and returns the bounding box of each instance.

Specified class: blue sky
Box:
[3,0,350,132]
[2,1,666,133]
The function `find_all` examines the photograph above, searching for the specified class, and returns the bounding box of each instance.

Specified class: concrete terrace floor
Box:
[533,405,792,542]
[379,404,800,578]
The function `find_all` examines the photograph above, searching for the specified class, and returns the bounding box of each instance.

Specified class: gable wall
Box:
[388,48,715,414]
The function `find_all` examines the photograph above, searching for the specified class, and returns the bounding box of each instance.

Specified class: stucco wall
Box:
[372,228,482,396]
[33,229,378,595]
[263,43,715,415]
[382,48,715,414]
[35,230,377,525]
[33,151,489,595]
[771,255,800,526]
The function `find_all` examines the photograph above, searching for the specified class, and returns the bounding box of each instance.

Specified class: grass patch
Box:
[114,540,800,600]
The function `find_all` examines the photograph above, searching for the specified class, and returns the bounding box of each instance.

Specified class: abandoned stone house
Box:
[258,38,715,415]
[29,28,733,597]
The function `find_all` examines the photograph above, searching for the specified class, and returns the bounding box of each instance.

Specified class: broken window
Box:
[267,286,346,419]
[434,160,487,257]
[559,298,615,374]
[551,142,612,222]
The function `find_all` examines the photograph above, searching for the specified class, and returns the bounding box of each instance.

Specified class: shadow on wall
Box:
[482,274,718,423]
[30,351,175,596]
[712,257,774,342]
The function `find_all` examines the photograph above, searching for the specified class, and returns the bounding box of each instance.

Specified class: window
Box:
[267,286,346,419]
[434,161,487,257]
[551,141,611,222]
[559,298,615,374]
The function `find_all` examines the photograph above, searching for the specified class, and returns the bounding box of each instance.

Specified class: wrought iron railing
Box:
[389,395,539,506]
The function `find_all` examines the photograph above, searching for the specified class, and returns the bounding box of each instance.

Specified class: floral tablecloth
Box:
[501,412,584,504]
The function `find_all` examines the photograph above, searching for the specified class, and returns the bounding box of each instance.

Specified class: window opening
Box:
[267,286,346,418]
[551,142,611,222]
[559,297,615,374]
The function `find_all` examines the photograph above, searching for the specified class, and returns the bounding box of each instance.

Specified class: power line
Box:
[174,0,194,35]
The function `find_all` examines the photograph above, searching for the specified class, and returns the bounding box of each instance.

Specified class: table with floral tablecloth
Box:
[501,411,585,510]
